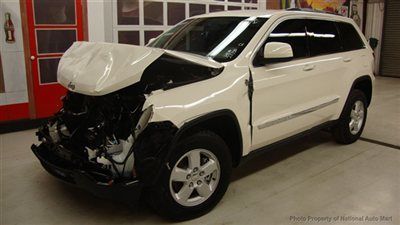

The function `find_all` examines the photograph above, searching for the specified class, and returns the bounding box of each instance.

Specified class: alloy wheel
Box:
[169,149,220,207]
[349,100,365,135]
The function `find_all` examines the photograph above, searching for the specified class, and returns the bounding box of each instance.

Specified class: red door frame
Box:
[25,0,85,119]
[0,0,88,122]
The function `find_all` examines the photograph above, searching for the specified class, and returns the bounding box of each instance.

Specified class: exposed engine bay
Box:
[34,55,223,184]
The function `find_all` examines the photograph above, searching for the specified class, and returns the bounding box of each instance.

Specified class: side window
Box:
[337,22,365,51]
[307,20,342,56]
[265,19,308,59]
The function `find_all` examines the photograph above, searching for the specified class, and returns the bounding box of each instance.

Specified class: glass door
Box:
[26,0,85,118]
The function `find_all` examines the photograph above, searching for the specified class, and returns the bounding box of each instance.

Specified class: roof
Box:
[193,10,282,18]
[192,9,353,23]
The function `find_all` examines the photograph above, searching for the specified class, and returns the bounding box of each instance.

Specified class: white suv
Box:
[32,9,374,220]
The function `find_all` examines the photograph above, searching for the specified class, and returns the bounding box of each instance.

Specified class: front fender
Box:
[143,66,253,155]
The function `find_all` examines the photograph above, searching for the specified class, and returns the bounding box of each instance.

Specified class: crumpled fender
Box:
[58,42,223,96]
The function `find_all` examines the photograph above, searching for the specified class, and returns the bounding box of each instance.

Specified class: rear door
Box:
[304,19,349,118]
[250,18,343,150]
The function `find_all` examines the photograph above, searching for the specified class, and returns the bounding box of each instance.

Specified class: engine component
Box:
[96,134,135,177]
[37,88,147,179]
[48,121,70,143]
[35,53,218,182]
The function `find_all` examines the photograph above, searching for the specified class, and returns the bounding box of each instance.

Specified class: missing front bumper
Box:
[31,144,143,203]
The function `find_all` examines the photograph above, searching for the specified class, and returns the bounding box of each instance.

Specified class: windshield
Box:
[148,17,268,62]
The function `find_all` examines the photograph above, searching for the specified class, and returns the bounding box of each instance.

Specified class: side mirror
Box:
[264,42,293,61]
[369,37,379,50]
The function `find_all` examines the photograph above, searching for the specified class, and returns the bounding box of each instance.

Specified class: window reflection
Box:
[117,0,139,25]
[168,3,185,25]
[148,17,268,62]
[36,29,76,54]
[189,4,206,17]
[307,32,335,39]
[307,20,341,56]
[210,5,225,12]
[118,31,139,45]
[228,6,242,10]
[144,1,163,25]
[266,19,308,59]
[269,33,306,37]
[34,0,75,24]
[39,58,60,84]
[145,30,163,44]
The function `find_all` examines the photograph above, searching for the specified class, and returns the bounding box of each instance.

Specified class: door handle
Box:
[30,55,36,61]
[343,58,352,63]
[303,64,315,71]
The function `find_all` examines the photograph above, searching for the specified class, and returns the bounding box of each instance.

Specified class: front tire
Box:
[147,130,232,221]
[332,89,368,144]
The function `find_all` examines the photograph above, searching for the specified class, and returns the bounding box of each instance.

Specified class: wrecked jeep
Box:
[31,11,374,221]
[32,15,264,220]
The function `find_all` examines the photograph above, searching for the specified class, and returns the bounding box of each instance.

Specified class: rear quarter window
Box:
[337,22,365,51]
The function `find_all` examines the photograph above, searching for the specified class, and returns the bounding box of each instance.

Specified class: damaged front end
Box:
[31,86,177,202]
[31,42,224,202]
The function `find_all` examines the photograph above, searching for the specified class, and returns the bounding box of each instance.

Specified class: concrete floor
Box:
[1,77,399,225]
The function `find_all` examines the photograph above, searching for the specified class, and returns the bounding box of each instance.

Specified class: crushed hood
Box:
[58,42,224,96]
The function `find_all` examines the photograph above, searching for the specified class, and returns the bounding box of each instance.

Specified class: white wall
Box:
[365,1,385,75]
[87,0,113,42]
[0,0,28,106]
[87,0,105,42]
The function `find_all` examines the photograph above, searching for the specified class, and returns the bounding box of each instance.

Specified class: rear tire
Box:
[147,130,232,221]
[332,90,367,144]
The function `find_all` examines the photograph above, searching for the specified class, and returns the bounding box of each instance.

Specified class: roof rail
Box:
[286,8,338,15]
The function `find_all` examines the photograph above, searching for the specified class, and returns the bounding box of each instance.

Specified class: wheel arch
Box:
[350,75,373,107]
[168,109,243,167]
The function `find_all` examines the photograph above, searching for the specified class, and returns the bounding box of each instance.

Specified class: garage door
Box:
[380,0,400,77]
[113,0,259,46]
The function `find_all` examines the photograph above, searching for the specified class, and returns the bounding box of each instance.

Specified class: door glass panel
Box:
[38,58,60,84]
[117,0,139,25]
[168,3,185,25]
[189,4,206,17]
[36,29,76,54]
[307,20,342,56]
[34,0,76,24]
[144,1,163,25]
[118,31,140,45]
[145,30,163,45]
[228,6,242,10]
[210,5,225,12]
[266,19,308,59]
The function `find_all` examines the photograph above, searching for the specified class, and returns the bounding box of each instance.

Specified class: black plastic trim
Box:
[239,120,336,166]
[31,144,143,204]
[167,109,243,166]
[350,75,373,106]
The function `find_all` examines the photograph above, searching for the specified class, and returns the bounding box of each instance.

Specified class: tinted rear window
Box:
[307,20,342,56]
[337,22,365,51]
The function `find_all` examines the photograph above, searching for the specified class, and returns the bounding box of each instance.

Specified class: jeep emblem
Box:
[67,82,75,90]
